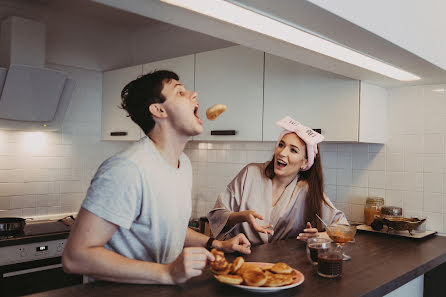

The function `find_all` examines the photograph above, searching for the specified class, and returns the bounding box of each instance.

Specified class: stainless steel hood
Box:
[0,16,75,131]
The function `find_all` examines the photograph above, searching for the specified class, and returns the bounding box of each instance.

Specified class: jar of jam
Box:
[364,197,384,226]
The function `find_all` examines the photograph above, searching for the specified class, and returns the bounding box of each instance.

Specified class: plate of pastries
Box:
[210,249,304,293]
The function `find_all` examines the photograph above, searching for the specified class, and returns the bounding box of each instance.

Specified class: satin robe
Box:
[207,162,348,245]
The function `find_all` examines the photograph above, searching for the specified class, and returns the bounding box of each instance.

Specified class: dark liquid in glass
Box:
[317,253,343,277]
[308,243,326,263]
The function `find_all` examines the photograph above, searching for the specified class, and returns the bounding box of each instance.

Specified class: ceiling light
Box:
[161,0,421,81]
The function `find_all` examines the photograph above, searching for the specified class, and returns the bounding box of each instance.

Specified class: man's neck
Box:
[148,126,189,168]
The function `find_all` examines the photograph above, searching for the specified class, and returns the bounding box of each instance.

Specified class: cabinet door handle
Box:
[110,132,128,136]
[211,130,236,136]
[3,264,63,278]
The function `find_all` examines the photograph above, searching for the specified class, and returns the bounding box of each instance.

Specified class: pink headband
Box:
[276,116,324,171]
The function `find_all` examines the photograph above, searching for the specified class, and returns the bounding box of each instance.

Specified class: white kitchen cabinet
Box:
[101,65,143,141]
[358,82,387,143]
[142,54,195,92]
[194,46,264,141]
[263,54,386,143]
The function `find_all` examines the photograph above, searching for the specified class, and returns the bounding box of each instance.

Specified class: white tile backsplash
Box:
[423,173,443,193]
[423,154,444,173]
[424,134,444,154]
[404,191,423,211]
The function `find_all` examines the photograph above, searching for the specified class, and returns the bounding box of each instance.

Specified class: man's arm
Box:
[63,208,172,284]
[184,228,251,254]
[63,208,214,284]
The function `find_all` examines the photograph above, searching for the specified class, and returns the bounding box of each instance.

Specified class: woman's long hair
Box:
[264,144,327,231]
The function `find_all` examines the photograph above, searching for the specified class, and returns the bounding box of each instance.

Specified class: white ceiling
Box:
[92,0,446,88]
[2,0,445,87]
[0,0,160,29]
[0,0,233,71]
[229,0,446,87]
[308,0,446,72]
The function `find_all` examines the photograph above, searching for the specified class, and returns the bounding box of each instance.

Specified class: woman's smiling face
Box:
[273,133,308,178]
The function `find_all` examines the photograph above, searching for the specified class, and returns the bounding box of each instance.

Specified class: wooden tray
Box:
[357,224,437,239]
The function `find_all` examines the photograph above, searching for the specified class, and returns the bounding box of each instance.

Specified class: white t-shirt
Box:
[82,136,192,264]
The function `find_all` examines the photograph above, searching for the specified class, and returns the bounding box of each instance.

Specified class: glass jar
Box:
[364,197,384,226]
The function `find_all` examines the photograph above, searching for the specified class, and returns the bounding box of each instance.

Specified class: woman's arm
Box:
[225,210,274,235]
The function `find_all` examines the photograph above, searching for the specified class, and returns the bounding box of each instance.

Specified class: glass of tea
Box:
[317,243,343,278]
[306,237,331,265]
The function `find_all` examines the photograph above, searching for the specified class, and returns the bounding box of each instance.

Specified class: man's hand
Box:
[214,233,251,254]
[241,210,274,235]
[296,222,318,242]
[167,247,215,284]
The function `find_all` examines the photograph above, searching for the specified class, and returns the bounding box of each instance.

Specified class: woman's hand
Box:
[240,210,274,235]
[296,222,318,242]
[214,233,251,254]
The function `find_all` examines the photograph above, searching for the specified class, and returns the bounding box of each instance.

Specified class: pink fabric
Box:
[276,116,324,171]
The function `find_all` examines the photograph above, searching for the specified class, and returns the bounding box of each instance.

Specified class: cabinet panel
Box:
[143,54,195,92]
[101,65,143,141]
[263,54,360,141]
[359,82,387,143]
[194,46,264,141]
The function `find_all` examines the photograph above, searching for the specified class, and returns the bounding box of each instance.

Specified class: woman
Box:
[207,116,348,245]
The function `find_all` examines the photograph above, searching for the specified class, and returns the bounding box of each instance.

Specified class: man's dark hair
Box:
[121,70,179,134]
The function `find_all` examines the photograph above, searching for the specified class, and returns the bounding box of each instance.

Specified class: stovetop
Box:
[0,216,74,247]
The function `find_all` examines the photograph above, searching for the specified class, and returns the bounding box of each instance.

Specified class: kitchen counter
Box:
[24,232,446,297]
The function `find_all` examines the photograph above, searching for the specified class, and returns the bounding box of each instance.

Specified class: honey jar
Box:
[364,197,384,226]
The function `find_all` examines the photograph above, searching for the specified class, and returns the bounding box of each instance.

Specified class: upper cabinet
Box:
[101,65,143,141]
[263,54,386,143]
[193,46,264,141]
[101,46,386,143]
[143,54,195,92]
[358,82,387,143]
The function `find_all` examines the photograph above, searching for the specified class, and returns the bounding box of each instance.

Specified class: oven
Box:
[0,218,83,297]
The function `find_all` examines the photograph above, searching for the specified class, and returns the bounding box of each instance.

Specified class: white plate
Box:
[214,262,305,293]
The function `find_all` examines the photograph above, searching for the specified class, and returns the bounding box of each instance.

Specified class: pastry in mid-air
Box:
[206,104,227,120]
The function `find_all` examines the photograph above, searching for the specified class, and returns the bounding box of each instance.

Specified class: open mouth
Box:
[194,104,203,124]
[276,159,287,168]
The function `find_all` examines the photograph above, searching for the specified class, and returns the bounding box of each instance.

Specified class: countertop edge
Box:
[362,250,446,297]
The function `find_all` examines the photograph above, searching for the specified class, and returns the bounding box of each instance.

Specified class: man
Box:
[62,70,251,285]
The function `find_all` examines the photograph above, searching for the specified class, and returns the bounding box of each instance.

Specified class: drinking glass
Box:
[306,237,330,265]
[325,224,357,261]
[317,243,343,278]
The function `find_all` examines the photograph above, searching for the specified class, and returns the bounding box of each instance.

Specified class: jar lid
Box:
[381,206,403,217]
[366,197,384,205]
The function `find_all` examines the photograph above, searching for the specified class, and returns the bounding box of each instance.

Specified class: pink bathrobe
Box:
[207,162,348,245]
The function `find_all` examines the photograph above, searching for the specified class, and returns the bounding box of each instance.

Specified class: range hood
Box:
[0,16,75,131]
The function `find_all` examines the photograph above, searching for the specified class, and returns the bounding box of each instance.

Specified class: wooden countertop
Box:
[26,232,446,297]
